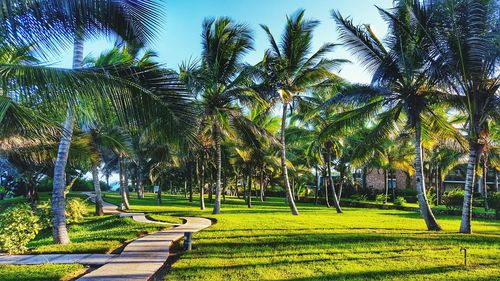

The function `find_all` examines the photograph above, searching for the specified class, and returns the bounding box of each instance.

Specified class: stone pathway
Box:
[1,193,212,281]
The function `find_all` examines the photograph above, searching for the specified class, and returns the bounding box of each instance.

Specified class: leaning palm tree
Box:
[257,9,343,215]
[328,3,463,230]
[412,0,499,233]
[179,18,256,214]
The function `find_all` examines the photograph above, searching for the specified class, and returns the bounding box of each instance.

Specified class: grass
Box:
[103,192,500,281]
[0,264,85,281]
[1,192,499,280]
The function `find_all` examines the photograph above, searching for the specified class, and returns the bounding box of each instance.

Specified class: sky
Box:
[55,0,394,84]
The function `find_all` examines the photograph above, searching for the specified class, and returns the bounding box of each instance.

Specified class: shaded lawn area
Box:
[103,192,500,281]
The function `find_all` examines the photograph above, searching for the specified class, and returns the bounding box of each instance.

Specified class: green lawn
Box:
[100,193,500,281]
[0,193,499,280]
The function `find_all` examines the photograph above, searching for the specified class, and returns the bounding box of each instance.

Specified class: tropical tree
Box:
[179,18,256,214]
[411,0,499,233]
[328,2,465,230]
[257,9,342,215]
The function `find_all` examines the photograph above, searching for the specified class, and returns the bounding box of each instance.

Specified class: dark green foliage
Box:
[443,189,465,210]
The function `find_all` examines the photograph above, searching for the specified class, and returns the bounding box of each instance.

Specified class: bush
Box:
[375,194,388,204]
[442,189,464,210]
[426,188,437,206]
[0,203,41,254]
[37,177,53,192]
[351,194,367,201]
[72,179,94,192]
[357,187,378,200]
[487,192,500,219]
[397,188,418,197]
[36,201,52,229]
[393,197,407,206]
[35,198,87,228]
[65,198,87,224]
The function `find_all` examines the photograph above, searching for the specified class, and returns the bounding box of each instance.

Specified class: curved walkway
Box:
[0,193,212,281]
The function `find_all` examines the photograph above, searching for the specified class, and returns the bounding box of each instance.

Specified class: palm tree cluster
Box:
[0,0,497,252]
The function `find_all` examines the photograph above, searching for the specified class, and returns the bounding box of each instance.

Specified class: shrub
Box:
[0,203,41,254]
[72,179,94,192]
[65,198,87,224]
[393,197,407,206]
[375,194,388,204]
[36,198,88,228]
[351,194,367,201]
[442,189,464,210]
[357,187,378,200]
[397,188,418,197]
[487,192,500,219]
[426,188,437,206]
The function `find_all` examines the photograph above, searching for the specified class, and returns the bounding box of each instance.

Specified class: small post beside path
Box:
[184,232,193,251]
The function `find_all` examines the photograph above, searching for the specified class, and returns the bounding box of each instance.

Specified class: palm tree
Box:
[257,10,342,215]
[50,0,162,244]
[411,0,499,233]
[329,3,466,230]
[179,18,255,214]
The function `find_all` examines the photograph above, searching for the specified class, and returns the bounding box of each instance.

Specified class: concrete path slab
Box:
[0,254,117,265]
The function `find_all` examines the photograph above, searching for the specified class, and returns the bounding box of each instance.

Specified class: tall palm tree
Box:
[180,18,255,214]
[412,0,499,233]
[257,10,343,215]
[49,0,162,244]
[328,2,465,230]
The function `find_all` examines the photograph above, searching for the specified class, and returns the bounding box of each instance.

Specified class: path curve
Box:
[76,192,211,280]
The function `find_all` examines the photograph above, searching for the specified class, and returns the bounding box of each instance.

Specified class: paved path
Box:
[77,216,211,281]
[1,193,212,281]
[0,254,117,265]
[77,193,212,280]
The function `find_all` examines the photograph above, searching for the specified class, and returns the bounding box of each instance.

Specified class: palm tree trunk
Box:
[188,161,193,202]
[51,110,74,244]
[459,142,482,233]
[212,123,222,214]
[384,169,388,204]
[436,167,440,205]
[119,156,130,210]
[247,167,252,208]
[362,167,368,189]
[495,169,499,192]
[323,169,330,208]
[281,103,299,215]
[483,160,488,211]
[415,122,441,231]
[327,150,342,213]
[51,32,85,244]
[260,168,264,202]
[338,168,344,200]
[91,163,104,216]
[315,165,319,205]
[199,158,206,210]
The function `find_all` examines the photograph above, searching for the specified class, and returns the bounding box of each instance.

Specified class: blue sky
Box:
[56,0,393,84]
